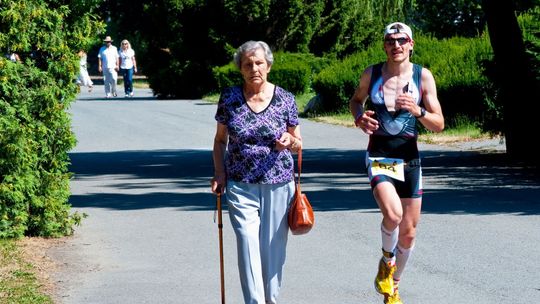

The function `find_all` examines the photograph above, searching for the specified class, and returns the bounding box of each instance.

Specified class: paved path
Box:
[51,86,539,304]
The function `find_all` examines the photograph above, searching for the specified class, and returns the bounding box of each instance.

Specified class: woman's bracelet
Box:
[291,137,301,151]
[291,138,297,150]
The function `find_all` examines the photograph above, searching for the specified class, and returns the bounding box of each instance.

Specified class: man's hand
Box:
[355,110,379,135]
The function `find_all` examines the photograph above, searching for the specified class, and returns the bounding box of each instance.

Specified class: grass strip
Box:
[0,239,52,304]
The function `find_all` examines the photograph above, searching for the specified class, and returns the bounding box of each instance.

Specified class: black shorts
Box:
[367,158,423,199]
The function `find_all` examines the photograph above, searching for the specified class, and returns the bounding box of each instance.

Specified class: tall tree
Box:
[104,0,410,98]
[482,0,539,162]
[412,0,486,38]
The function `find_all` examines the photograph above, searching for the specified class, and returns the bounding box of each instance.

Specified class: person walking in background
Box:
[118,39,137,98]
[6,50,21,63]
[76,49,93,92]
[98,36,119,98]
[349,22,444,304]
[211,40,303,304]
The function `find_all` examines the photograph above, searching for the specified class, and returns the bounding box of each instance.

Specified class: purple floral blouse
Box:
[215,85,299,184]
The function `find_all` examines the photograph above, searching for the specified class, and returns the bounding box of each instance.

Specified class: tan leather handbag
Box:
[288,149,314,235]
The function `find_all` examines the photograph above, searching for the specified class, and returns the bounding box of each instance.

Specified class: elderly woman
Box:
[211,40,302,304]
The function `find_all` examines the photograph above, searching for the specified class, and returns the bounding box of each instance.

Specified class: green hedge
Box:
[0,1,102,238]
[0,58,79,238]
[414,35,496,125]
[312,34,496,126]
[519,7,540,81]
[211,35,501,130]
[312,46,385,112]
[212,52,332,94]
[212,63,243,92]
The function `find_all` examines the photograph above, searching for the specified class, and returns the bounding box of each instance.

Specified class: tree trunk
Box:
[482,0,539,164]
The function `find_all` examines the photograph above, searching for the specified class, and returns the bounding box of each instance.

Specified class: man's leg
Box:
[103,70,111,97]
[110,69,118,97]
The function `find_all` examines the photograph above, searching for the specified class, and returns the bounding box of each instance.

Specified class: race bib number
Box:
[368,157,405,181]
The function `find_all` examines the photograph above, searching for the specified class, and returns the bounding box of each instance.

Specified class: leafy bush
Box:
[213,63,243,92]
[519,6,540,81]
[312,34,496,128]
[109,1,406,99]
[0,1,103,238]
[312,46,385,111]
[270,61,311,94]
[413,35,496,127]
[212,52,331,94]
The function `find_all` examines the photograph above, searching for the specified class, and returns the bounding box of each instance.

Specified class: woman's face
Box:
[240,48,271,86]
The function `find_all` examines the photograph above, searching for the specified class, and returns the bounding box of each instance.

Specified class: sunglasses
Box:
[384,37,410,46]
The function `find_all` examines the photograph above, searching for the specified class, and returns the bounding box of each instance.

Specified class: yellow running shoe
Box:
[384,287,403,304]
[374,258,396,296]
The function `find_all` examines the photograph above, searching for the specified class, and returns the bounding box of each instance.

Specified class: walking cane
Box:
[215,185,226,304]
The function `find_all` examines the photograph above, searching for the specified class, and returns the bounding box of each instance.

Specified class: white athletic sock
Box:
[394,243,414,280]
[381,224,398,264]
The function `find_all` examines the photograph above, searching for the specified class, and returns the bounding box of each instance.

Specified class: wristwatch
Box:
[416,107,426,118]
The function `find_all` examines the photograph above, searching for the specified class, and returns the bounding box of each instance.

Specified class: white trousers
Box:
[102,68,118,96]
[226,180,295,304]
[77,66,93,87]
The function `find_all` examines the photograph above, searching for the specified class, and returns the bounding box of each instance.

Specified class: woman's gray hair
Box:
[233,41,273,69]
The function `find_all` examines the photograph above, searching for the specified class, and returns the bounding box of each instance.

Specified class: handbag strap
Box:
[296,148,302,184]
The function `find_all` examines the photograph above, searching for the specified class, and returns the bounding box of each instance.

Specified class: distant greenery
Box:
[105,0,409,98]
[519,6,540,81]
[102,0,538,137]
[310,34,498,131]
[208,32,499,134]
[212,52,332,95]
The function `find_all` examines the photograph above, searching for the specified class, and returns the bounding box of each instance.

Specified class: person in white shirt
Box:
[98,36,120,98]
[7,52,21,63]
[119,39,138,98]
[76,50,93,92]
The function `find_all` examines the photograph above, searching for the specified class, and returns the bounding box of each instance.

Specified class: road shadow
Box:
[419,151,539,215]
[69,149,540,215]
[69,150,215,210]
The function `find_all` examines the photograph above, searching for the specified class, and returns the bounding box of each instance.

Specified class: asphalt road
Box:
[51,85,540,304]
